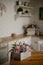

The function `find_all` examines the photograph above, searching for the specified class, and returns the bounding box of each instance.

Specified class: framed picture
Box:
[39,7,43,20]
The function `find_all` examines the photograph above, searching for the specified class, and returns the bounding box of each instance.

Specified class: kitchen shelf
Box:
[15,0,34,19]
[16,5,33,9]
[16,14,33,17]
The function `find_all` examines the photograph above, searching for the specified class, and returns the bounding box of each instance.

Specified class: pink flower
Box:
[14,47,20,54]
[26,46,30,51]
[16,45,20,50]
[23,45,25,48]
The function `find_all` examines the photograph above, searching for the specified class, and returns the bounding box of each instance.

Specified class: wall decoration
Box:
[39,7,43,20]
[0,3,6,16]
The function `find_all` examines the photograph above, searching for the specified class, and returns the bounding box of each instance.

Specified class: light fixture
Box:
[0,3,6,16]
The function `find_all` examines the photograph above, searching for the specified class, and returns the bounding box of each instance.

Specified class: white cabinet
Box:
[38,40,43,51]
[8,36,41,51]
[31,38,43,51]
[8,36,32,51]
[0,43,7,48]
[31,37,40,51]
[0,43,8,65]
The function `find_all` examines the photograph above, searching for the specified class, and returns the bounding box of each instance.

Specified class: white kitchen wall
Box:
[0,0,32,38]
[0,0,43,38]
[31,0,43,34]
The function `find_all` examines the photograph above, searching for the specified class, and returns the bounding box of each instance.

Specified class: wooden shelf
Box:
[17,14,33,17]
[15,6,33,18]
[15,0,34,19]
[16,5,33,9]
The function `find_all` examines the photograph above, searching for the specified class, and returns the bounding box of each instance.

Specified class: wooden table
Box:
[10,51,43,65]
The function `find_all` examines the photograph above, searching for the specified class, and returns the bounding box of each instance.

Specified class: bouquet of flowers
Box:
[10,41,31,60]
[12,41,30,54]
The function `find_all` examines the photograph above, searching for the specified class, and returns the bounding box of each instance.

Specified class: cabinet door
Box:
[31,37,40,51]
[0,43,8,65]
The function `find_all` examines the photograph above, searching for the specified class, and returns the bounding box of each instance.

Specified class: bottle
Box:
[19,0,22,5]
[16,0,19,5]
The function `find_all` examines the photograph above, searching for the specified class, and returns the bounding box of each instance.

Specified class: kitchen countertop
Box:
[0,34,43,44]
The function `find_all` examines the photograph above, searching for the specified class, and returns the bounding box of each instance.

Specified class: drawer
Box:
[0,43,7,48]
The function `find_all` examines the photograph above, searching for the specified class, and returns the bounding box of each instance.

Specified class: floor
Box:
[10,51,43,65]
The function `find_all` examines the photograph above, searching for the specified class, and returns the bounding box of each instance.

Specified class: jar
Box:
[19,0,22,5]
